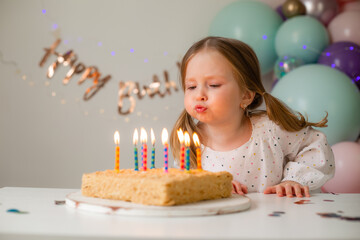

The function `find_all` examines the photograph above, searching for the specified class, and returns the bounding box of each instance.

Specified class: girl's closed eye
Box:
[209,84,221,88]
[186,85,196,90]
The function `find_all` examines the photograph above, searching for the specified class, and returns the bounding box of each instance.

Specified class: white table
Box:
[0,187,359,240]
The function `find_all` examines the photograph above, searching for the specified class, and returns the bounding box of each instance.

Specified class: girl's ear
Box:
[241,90,256,107]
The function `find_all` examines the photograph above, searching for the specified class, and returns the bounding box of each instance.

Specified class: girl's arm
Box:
[265,123,335,197]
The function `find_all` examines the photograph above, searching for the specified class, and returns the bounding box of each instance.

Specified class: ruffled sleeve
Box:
[272,122,335,190]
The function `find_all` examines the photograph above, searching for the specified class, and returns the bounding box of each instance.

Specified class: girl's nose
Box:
[196,87,208,101]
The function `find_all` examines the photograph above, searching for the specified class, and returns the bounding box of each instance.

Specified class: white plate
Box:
[66,191,251,217]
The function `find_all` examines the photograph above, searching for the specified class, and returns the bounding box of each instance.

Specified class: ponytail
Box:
[261,92,328,132]
[170,109,199,169]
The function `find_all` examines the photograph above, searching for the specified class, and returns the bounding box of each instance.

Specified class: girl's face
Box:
[184,49,247,125]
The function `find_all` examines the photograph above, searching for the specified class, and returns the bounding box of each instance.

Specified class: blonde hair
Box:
[170,36,328,168]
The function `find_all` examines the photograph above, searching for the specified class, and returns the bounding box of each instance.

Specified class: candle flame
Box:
[151,128,155,146]
[114,131,120,145]
[184,131,190,147]
[133,128,138,145]
[177,128,184,144]
[140,127,147,143]
[193,132,200,147]
[162,128,168,145]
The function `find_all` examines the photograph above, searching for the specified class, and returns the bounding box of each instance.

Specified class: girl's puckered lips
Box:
[195,105,207,113]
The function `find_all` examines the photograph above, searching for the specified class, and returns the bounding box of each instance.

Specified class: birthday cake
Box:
[81,168,233,206]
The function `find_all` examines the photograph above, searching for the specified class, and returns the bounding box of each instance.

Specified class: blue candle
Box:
[151,128,155,169]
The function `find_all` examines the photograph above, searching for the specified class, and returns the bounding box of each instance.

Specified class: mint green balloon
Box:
[209,0,282,75]
[275,16,329,63]
[271,64,360,145]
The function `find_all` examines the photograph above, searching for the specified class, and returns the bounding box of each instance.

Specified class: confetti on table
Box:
[54,200,65,205]
[6,208,29,214]
[294,200,312,205]
[330,192,339,195]
[323,199,334,202]
[269,211,285,217]
[317,212,360,222]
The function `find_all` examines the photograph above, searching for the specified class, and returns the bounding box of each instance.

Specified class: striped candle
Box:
[193,132,202,170]
[162,128,169,173]
[177,129,185,170]
[150,128,155,169]
[140,128,148,171]
[134,147,138,171]
[143,143,147,171]
[114,131,120,173]
[133,128,139,171]
[164,144,169,173]
[184,131,190,172]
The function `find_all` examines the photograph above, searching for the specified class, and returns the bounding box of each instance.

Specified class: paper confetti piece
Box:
[294,200,312,205]
[317,212,360,222]
[269,211,285,217]
[54,200,65,205]
[323,199,334,202]
[6,208,29,214]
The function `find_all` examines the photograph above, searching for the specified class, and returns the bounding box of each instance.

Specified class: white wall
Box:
[0,0,281,188]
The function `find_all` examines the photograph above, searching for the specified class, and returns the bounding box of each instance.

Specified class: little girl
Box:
[170,36,335,198]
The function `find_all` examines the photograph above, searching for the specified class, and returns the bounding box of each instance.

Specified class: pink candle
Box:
[140,128,148,171]
[177,128,185,170]
[162,128,169,173]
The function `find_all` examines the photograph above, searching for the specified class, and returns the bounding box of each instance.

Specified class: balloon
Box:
[276,5,287,21]
[282,0,306,19]
[209,0,283,75]
[300,0,339,25]
[321,142,360,193]
[274,55,304,79]
[328,11,360,45]
[318,41,360,90]
[271,64,360,145]
[338,0,360,12]
[275,16,329,64]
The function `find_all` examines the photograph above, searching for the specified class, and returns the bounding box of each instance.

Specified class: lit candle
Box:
[133,128,139,171]
[193,132,202,170]
[162,128,169,173]
[114,131,120,173]
[140,127,148,171]
[151,128,155,169]
[177,128,185,170]
[184,131,190,172]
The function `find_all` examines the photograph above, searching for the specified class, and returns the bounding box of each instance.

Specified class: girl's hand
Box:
[232,180,248,195]
[263,181,310,198]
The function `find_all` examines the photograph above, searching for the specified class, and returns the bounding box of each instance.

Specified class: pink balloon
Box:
[342,1,360,12]
[328,11,360,45]
[322,142,360,193]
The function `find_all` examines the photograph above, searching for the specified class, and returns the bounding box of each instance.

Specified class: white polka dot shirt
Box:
[201,114,335,192]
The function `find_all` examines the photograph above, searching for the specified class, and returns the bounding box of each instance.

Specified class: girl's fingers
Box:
[263,187,273,194]
[276,185,284,197]
[303,185,311,197]
[294,184,303,198]
[232,181,244,195]
[285,184,293,198]
[241,184,248,194]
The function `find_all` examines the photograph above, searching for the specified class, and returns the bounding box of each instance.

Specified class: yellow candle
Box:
[114,131,120,172]
[193,132,202,170]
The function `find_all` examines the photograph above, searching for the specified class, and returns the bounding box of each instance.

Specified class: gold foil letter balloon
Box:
[282,0,306,19]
